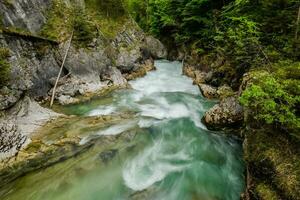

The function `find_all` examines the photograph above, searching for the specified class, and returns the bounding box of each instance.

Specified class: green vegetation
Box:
[245,128,300,199]
[40,0,74,41]
[126,0,300,133]
[0,48,10,87]
[73,8,97,45]
[240,68,300,135]
[125,1,300,197]
[40,0,131,43]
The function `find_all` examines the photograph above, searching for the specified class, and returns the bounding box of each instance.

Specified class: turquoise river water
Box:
[1,60,244,200]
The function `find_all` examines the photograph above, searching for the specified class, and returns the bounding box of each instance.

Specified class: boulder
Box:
[116,47,141,73]
[101,66,127,87]
[198,84,218,99]
[203,96,244,130]
[58,95,79,105]
[193,71,208,85]
[143,35,167,59]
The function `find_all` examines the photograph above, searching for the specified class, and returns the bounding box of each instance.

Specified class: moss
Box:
[245,129,300,199]
[2,0,14,7]
[39,0,132,45]
[25,141,43,153]
[39,0,74,41]
[256,183,280,200]
[85,0,132,39]
[0,48,10,87]
[73,9,97,47]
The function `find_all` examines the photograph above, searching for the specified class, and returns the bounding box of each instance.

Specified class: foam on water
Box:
[79,120,137,145]
[1,60,244,200]
[87,106,116,116]
[123,138,191,191]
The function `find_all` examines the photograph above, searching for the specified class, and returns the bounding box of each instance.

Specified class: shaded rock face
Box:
[0,0,166,162]
[0,7,165,109]
[0,34,61,106]
[143,36,167,59]
[203,96,244,130]
[0,0,51,33]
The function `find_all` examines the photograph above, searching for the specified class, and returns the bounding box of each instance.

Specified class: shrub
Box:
[240,70,300,131]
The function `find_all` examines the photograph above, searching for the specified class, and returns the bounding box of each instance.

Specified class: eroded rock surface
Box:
[0,97,61,160]
[203,96,244,130]
[0,113,139,188]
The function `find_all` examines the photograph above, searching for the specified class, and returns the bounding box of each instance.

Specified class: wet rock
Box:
[57,95,79,105]
[203,96,244,130]
[198,84,218,99]
[0,114,140,187]
[130,186,158,200]
[182,65,196,78]
[116,47,141,73]
[182,65,212,85]
[143,35,167,59]
[125,59,155,81]
[99,149,118,163]
[101,66,128,87]
[193,71,208,85]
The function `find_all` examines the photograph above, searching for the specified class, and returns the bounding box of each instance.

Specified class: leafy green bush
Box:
[240,70,300,130]
[73,9,97,44]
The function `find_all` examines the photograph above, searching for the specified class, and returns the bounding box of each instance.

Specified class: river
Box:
[1,60,244,200]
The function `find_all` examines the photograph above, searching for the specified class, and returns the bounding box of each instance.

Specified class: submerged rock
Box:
[99,149,118,163]
[203,96,244,130]
[0,114,140,188]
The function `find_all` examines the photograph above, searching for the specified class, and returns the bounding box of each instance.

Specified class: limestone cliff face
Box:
[0,0,167,160]
[0,0,51,33]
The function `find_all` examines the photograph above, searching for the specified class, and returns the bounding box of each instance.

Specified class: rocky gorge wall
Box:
[181,52,300,200]
[0,0,167,160]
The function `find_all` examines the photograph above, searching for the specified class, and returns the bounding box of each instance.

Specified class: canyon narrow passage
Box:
[1,60,245,200]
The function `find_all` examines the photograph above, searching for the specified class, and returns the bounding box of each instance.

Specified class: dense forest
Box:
[126,0,300,136]
[0,0,299,199]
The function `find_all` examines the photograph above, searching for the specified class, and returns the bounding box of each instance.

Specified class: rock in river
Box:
[203,96,244,130]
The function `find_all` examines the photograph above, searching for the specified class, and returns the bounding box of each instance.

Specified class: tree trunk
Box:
[295,6,300,40]
[50,31,73,107]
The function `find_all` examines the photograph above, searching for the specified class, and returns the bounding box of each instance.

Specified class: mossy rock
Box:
[256,183,280,200]
[244,128,300,199]
[0,48,10,87]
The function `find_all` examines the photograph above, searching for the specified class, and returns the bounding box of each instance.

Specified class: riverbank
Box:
[181,54,300,200]
[0,0,168,161]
